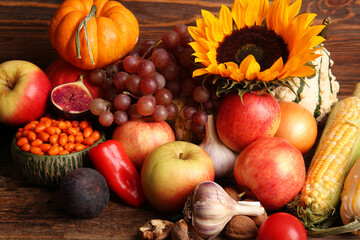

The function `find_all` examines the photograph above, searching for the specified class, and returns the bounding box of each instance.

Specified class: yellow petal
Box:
[239,55,260,80]
[288,0,302,20]
[257,57,284,81]
[219,4,233,35]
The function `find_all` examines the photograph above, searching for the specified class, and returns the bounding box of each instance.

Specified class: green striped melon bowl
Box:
[10,131,105,187]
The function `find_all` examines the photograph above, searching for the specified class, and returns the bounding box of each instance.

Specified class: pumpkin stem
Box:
[76,5,97,65]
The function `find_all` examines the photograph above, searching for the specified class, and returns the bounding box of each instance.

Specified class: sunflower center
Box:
[235,44,265,64]
[216,25,289,71]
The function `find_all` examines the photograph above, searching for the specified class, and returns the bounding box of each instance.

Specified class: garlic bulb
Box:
[199,115,238,178]
[183,181,264,239]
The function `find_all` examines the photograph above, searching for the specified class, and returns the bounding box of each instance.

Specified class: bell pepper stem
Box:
[76,5,97,65]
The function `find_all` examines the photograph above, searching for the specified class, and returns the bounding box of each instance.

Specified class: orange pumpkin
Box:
[49,0,139,70]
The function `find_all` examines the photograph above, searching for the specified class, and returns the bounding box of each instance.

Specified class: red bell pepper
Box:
[88,140,145,207]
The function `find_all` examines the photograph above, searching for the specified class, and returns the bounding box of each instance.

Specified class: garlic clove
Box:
[199,115,238,178]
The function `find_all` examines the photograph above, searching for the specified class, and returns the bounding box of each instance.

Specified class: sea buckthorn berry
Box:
[71,121,79,127]
[48,146,60,155]
[24,121,38,130]
[38,132,50,142]
[40,143,51,153]
[35,124,47,133]
[21,143,31,152]
[57,121,67,130]
[64,143,75,152]
[49,134,59,145]
[90,130,101,141]
[75,143,86,151]
[31,139,43,147]
[83,127,93,138]
[67,127,78,136]
[30,147,42,155]
[82,137,95,146]
[79,120,89,130]
[27,131,37,142]
[59,150,70,155]
[75,133,84,143]
[67,135,75,143]
[17,137,29,147]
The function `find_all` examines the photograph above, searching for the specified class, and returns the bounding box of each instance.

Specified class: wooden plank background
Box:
[0,0,360,239]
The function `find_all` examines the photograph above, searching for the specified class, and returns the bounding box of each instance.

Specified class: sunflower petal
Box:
[257,57,284,81]
[219,4,233,35]
[288,0,302,20]
[239,55,260,80]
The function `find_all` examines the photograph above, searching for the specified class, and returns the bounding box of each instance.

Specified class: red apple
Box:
[216,92,281,152]
[233,137,305,211]
[0,60,51,126]
[46,58,103,98]
[112,119,175,170]
[141,141,215,213]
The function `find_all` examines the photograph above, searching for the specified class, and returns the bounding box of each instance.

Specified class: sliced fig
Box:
[51,74,93,119]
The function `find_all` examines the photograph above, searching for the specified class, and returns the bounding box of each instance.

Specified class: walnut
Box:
[171,219,192,240]
[140,219,174,240]
[224,215,258,240]
[224,187,242,201]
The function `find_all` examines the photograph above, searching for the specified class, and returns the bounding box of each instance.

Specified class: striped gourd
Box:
[10,132,105,187]
[289,82,360,229]
[272,45,340,122]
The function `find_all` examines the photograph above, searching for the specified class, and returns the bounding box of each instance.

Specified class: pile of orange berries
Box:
[15,116,101,155]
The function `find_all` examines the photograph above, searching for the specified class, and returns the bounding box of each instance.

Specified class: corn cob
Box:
[289,82,360,229]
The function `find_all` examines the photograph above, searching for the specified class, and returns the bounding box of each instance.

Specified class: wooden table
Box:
[0,0,360,239]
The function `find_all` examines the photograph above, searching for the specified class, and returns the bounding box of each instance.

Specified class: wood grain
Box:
[0,0,360,239]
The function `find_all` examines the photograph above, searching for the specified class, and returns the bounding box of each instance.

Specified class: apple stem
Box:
[179,152,184,159]
[6,78,14,89]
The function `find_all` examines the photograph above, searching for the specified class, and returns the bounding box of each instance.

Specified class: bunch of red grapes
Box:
[88,24,222,134]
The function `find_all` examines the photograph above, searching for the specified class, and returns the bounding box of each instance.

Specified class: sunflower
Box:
[188,0,326,92]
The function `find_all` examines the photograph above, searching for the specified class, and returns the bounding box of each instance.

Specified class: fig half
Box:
[51,74,93,119]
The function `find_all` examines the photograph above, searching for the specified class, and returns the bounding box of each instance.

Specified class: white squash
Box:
[272,45,340,122]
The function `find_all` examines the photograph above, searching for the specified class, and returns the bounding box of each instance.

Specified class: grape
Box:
[126,74,142,94]
[114,111,128,125]
[161,62,180,82]
[89,69,106,86]
[123,55,140,73]
[128,104,142,119]
[137,95,156,116]
[155,88,173,106]
[161,60,180,81]
[193,85,210,103]
[106,64,119,78]
[152,105,168,122]
[203,100,214,112]
[192,111,208,126]
[101,78,113,92]
[166,103,178,119]
[90,98,107,116]
[191,121,205,133]
[174,24,189,39]
[151,48,170,68]
[99,111,114,127]
[113,71,129,91]
[165,80,181,99]
[170,45,184,62]
[139,40,156,58]
[137,59,156,77]
[114,93,131,111]
[127,50,140,58]
[154,72,166,90]
[180,77,195,97]
[104,88,120,102]
[183,106,196,120]
[179,47,195,70]
[162,30,180,49]
[181,34,194,47]
[140,76,158,95]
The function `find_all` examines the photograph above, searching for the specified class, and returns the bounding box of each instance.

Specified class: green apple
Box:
[141,141,215,213]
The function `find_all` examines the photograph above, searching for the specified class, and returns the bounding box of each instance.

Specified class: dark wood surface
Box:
[1,0,360,239]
